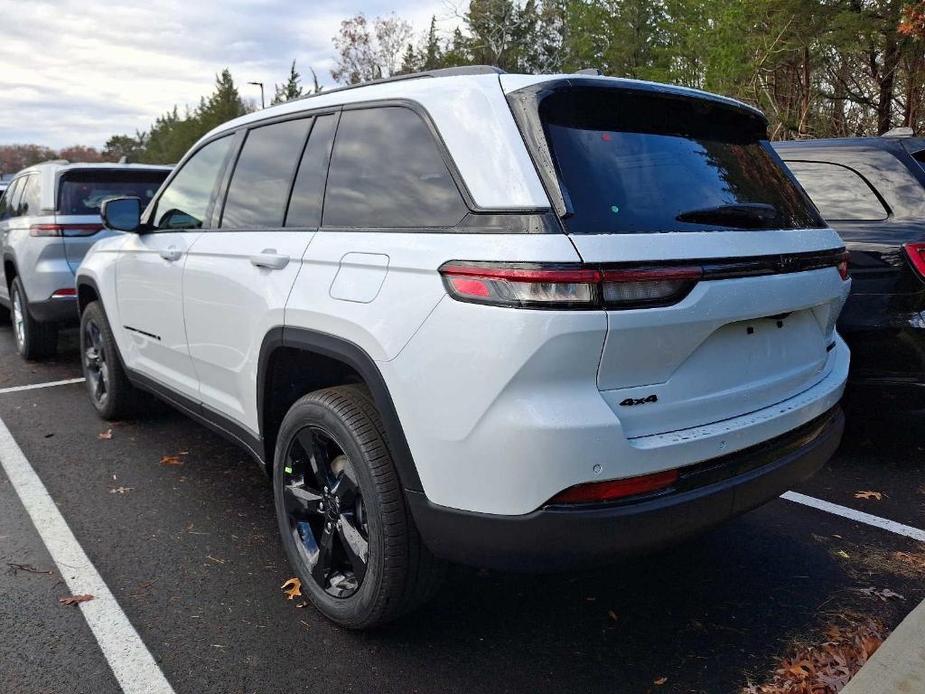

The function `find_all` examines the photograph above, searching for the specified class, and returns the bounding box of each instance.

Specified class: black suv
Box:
[775,136,925,416]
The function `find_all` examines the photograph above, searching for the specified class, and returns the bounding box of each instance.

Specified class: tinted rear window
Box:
[58,169,169,216]
[785,160,888,221]
[540,88,823,234]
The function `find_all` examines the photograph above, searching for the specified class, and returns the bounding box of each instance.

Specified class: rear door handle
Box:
[249,249,289,270]
[159,247,182,262]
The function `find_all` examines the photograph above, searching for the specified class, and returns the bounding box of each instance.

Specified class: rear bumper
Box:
[408,406,844,571]
[28,297,79,325]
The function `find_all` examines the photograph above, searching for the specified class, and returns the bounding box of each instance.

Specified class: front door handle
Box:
[249,249,289,270]
[159,247,182,262]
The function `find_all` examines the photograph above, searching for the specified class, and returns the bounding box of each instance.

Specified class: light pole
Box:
[248,81,265,109]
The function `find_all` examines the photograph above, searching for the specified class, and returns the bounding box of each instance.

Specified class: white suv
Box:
[76,67,850,628]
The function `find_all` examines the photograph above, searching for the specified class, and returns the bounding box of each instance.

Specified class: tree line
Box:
[3,0,925,173]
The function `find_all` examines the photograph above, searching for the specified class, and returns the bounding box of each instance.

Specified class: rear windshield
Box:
[58,169,169,216]
[539,88,824,234]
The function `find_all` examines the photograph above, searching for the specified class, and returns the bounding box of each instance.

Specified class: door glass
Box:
[323,107,467,228]
[221,118,311,229]
[286,115,337,228]
[153,136,233,230]
[786,161,889,221]
[18,176,40,217]
[0,178,22,220]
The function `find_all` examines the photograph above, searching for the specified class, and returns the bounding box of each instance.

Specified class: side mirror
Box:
[101,196,142,232]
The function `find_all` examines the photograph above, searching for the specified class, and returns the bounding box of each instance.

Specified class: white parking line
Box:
[0,415,175,694]
[782,491,925,543]
[0,377,85,394]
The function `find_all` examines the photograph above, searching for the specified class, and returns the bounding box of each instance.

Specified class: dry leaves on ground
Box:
[853,491,882,501]
[98,429,113,440]
[894,550,925,572]
[653,676,668,685]
[281,577,302,600]
[160,454,186,466]
[59,594,94,606]
[743,616,884,694]
[858,587,905,602]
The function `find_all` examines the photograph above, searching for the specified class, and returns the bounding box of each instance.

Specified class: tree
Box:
[0,144,58,174]
[273,61,304,105]
[57,145,106,163]
[197,69,249,132]
[331,13,413,84]
[103,134,146,162]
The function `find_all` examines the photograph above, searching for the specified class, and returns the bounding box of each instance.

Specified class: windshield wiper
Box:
[675,203,779,229]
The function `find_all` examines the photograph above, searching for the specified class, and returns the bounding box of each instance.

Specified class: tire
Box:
[10,277,57,359]
[273,385,445,629]
[80,301,138,420]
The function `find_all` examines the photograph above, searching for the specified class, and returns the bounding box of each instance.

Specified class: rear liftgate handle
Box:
[249,249,290,270]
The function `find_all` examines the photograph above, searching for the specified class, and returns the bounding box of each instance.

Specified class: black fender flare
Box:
[257,327,424,492]
[75,275,102,315]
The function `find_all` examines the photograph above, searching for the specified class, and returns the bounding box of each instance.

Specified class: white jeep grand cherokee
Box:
[76,66,850,628]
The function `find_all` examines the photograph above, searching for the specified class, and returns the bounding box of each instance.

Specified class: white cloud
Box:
[0,0,461,148]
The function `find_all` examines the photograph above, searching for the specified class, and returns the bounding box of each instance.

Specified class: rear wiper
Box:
[675,203,779,229]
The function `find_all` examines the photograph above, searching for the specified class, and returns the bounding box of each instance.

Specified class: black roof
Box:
[774,136,925,156]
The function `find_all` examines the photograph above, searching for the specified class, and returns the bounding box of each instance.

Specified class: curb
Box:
[842,597,925,693]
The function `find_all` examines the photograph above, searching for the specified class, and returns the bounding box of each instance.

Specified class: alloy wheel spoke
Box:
[331,464,360,505]
[310,523,336,587]
[283,484,323,518]
[296,429,333,489]
[337,514,368,583]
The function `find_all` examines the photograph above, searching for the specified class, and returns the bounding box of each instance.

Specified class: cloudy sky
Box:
[0,0,458,149]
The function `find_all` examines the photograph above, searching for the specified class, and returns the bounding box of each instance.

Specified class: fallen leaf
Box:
[608,610,619,623]
[281,577,302,600]
[835,550,850,559]
[98,429,113,440]
[858,586,905,602]
[160,455,184,466]
[854,490,882,501]
[59,594,94,606]
[653,676,667,685]
[109,486,134,494]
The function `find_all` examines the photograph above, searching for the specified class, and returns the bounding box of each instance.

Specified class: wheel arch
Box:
[257,327,424,493]
[3,253,16,292]
[76,275,101,316]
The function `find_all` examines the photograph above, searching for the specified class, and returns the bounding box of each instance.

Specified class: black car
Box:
[775,136,925,416]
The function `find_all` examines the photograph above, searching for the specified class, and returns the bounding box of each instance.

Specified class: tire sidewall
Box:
[80,302,118,419]
[273,396,388,627]
[10,279,28,357]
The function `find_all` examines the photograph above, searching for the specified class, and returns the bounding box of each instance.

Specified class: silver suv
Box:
[0,161,171,358]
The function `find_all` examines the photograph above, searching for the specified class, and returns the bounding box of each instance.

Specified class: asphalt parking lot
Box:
[1,323,923,694]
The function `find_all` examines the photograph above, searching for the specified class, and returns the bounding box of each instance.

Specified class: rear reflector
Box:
[837,251,850,281]
[549,469,679,504]
[30,224,102,237]
[51,288,77,299]
[904,243,925,280]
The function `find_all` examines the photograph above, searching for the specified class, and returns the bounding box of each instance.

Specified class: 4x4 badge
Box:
[619,394,658,407]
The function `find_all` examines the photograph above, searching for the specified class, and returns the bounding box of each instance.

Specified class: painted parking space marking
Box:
[783,491,925,543]
[0,414,175,694]
[0,377,85,395]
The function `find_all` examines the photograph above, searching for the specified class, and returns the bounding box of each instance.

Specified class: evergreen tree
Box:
[272,61,304,105]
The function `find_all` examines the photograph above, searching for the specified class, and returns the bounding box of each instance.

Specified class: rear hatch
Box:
[56,168,170,272]
[507,79,849,438]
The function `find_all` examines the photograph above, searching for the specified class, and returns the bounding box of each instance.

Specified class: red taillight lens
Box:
[50,288,77,299]
[439,263,601,308]
[837,251,850,281]
[549,469,679,505]
[904,243,925,280]
[30,224,102,237]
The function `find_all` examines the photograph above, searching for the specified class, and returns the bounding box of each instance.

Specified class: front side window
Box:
[323,106,467,228]
[58,170,169,216]
[0,178,23,220]
[153,136,233,230]
[785,160,889,222]
[221,118,311,229]
[537,87,824,234]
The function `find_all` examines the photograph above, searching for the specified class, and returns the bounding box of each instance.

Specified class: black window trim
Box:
[784,157,893,222]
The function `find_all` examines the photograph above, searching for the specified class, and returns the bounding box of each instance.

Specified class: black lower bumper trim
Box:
[407,406,844,571]
[28,297,79,325]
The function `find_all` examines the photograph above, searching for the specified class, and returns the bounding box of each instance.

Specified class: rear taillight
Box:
[30,224,102,237]
[904,243,925,280]
[50,288,77,299]
[837,251,850,281]
[439,262,701,309]
[549,469,679,504]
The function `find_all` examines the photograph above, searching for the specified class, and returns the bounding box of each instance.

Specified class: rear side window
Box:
[286,114,338,228]
[154,136,233,230]
[19,175,41,216]
[786,161,889,221]
[58,169,169,216]
[538,87,823,234]
[221,118,311,229]
[323,106,467,228]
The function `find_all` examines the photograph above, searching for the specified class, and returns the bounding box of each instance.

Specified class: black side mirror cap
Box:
[100,196,142,232]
